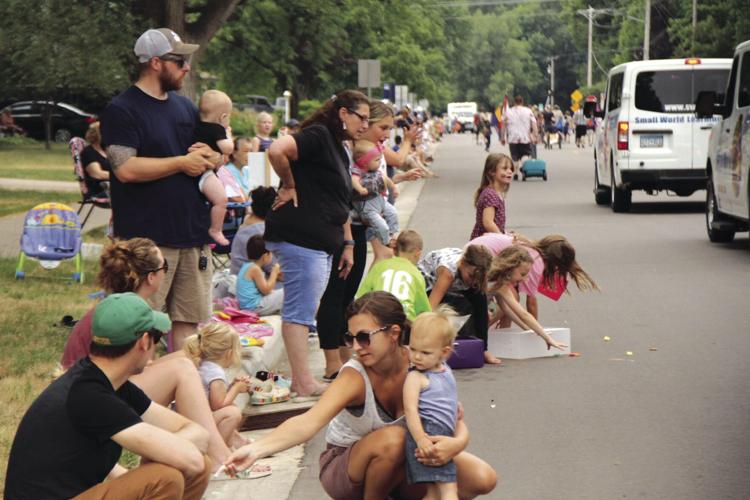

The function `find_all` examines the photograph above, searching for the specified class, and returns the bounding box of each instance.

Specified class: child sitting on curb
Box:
[356,229,431,321]
[236,235,283,315]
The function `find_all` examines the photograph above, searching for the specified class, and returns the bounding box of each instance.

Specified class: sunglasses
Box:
[342,325,390,348]
[159,54,188,68]
[146,328,164,345]
[348,108,369,122]
[147,259,169,274]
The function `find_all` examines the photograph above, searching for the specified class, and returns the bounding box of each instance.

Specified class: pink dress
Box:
[470,187,505,239]
[466,233,543,297]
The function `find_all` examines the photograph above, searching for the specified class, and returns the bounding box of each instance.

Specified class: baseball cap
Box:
[134,28,199,63]
[286,119,299,127]
[92,293,171,346]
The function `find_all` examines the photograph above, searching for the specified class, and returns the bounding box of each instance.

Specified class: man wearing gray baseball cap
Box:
[101,28,221,351]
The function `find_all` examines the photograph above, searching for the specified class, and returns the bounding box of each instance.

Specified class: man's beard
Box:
[159,67,183,92]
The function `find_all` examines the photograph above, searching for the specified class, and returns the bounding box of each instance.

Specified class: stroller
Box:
[15,202,84,283]
[70,137,110,229]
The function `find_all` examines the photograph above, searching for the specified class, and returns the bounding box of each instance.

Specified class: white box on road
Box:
[488,326,571,359]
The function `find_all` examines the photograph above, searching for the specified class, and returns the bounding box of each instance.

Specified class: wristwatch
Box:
[343,239,355,247]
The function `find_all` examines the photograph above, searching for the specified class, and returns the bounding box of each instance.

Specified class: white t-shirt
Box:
[198,360,228,396]
[503,105,536,144]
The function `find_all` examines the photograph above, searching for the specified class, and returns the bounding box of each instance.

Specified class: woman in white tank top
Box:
[225,292,497,499]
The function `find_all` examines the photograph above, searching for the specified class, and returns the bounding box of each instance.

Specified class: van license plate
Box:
[640,135,663,148]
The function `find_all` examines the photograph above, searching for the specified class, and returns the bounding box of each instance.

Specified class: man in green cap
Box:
[5,293,211,500]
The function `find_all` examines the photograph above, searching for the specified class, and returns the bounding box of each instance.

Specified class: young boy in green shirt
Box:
[356,230,431,320]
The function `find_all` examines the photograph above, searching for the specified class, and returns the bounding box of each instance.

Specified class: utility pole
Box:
[548,56,558,106]
[692,0,697,53]
[643,0,651,60]
[587,5,593,87]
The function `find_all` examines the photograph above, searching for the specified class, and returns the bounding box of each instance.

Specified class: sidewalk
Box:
[205,157,434,500]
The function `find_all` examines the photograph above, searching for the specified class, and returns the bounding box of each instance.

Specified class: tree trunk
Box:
[160,0,243,102]
[43,100,53,150]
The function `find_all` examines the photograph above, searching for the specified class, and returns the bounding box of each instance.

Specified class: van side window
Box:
[724,56,739,111]
[738,53,750,108]
[607,73,624,111]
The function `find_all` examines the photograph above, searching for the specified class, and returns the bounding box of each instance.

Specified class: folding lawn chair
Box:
[211,201,251,270]
[15,202,84,283]
[70,137,110,229]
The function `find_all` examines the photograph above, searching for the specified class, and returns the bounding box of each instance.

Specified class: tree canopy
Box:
[1,0,749,117]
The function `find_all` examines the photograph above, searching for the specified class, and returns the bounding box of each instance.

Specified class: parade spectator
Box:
[236,235,283,315]
[264,89,369,398]
[224,292,497,499]
[467,232,598,322]
[356,229,431,320]
[230,185,277,274]
[316,100,422,382]
[101,28,220,351]
[225,137,253,197]
[404,309,460,498]
[487,247,568,350]
[501,96,537,179]
[194,89,235,246]
[470,153,513,239]
[58,237,256,472]
[6,293,211,500]
[418,245,499,364]
[250,111,275,152]
[574,107,587,148]
[81,121,111,199]
[0,108,25,136]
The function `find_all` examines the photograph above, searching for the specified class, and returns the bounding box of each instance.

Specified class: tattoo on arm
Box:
[106,145,137,171]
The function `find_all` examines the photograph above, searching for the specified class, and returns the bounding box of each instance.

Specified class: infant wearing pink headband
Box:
[351,140,399,249]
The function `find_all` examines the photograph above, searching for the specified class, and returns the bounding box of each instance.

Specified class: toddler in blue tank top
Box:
[403,308,459,499]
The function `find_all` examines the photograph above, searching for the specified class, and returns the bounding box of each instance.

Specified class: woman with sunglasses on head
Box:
[316,100,424,385]
[59,237,262,475]
[225,291,497,499]
[264,89,370,399]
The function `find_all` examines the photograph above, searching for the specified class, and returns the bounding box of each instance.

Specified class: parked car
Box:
[698,40,750,243]
[593,58,732,212]
[0,101,97,142]
[236,95,274,113]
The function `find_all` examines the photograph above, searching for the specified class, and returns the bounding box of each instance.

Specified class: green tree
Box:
[0,0,137,147]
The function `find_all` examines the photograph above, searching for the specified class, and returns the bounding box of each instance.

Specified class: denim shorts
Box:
[265,241,332,328]
[405,419,457,484]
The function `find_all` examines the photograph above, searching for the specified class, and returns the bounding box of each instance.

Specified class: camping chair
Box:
[70,137,110,229]
[15,202,84,283]
[211,201,251,270]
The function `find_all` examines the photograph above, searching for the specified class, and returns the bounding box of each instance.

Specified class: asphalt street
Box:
[291,133,750,499]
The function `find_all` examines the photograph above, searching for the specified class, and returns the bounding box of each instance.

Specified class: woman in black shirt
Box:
[264,90,370,398]
[81,122,111,198]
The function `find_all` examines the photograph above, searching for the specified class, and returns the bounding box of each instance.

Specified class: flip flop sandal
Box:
[322,371,339,382]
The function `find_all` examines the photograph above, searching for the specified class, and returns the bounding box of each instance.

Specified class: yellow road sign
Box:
[570,102,580,112]
[570,89,583,103]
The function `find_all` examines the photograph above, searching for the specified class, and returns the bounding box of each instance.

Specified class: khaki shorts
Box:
[148,245,213,324]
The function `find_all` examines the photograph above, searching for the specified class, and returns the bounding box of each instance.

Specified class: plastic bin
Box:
[488,326,570,359]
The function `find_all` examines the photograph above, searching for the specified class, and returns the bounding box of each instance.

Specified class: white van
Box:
[699,40,750,242]
[593,58,732,212]
[447,102,478,132]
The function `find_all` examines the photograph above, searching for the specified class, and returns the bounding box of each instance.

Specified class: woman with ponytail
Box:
[59,237,256,473]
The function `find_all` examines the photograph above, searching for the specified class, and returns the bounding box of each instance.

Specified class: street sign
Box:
[383,82,395,102]
[570,89,584,103]
[395,85,408,109]
[358,59,381,97]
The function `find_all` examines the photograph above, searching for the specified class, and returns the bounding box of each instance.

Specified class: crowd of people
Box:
[5,27,599,500]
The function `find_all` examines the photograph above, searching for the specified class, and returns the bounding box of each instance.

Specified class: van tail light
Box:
[617,121,629,150]
[85,116,97,124]
[685,58,701,65]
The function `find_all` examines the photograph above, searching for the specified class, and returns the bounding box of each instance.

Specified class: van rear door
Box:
[690,66,731,168]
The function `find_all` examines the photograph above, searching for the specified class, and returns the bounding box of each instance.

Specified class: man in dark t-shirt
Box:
[5,293,211,500]
[100,28,221,350]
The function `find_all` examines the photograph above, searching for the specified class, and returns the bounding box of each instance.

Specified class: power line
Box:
[436,0,559,7]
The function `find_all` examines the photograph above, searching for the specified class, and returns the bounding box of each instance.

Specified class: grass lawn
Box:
[0,138,72,181]
[0,256,100,489]
[0,188,81,218]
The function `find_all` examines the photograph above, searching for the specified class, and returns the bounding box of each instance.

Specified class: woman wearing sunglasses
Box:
[225,291,497,499]
[59,237,251,474]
